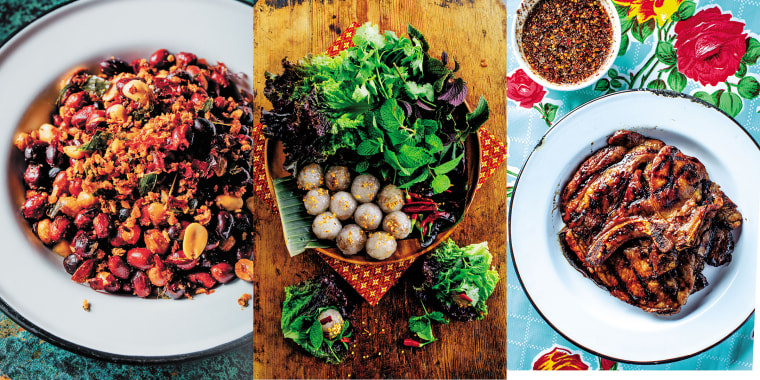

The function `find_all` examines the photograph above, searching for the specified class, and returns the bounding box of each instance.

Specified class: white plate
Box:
[0,0,252,363]
[509,89,758,364]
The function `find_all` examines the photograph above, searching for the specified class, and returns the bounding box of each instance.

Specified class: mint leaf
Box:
[432,153,463,175]
[398,144,432,169]
[431,174,451,194]
[357,139,382,156]
[397,169,430,189]
[356,161,370,173]
[465,95,489,133]
[82,75,113,98]
[378,98,405,130]
[407,24,429,52]
[425,134,444,153]
[309,320,324,349]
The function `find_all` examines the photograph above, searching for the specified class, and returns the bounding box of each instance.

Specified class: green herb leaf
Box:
[82,75,113,98]
[357,139,382,156]
[139,173,158,196]
[309,320,324,349]
[431,174,451,194]
[397,169,430,189]
[407,24,429,52]
[464,95,489,133]
[432,153,463,175]
[201,98,214,113]
[355,161,370,173]
[425,134,444,153]
[77,131,113,152]
[398,144,432,169]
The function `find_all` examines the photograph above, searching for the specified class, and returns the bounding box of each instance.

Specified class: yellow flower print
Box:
[615,0,683,26]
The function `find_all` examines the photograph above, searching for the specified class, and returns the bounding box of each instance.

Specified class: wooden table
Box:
[253,0,506,378]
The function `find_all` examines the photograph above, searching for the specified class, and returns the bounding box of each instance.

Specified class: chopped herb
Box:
[138,173,158,196]
[77,131,113,152]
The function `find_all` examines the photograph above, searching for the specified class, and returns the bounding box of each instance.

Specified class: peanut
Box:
[182,223,208,259]
[216,194,243,211]
[122,79,153,105]
[235,259,253,282]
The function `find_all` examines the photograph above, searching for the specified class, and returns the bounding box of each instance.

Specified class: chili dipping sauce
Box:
[521,0,614,85]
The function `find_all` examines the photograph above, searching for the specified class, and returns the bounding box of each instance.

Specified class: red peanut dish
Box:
[15,49,254,299]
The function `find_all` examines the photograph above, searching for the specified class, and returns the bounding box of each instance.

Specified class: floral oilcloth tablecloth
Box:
[507,0,758,371]
[0,1,253,379]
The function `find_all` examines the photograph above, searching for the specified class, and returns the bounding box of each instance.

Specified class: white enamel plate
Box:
[509,89,758,363]
[0,0,253,363]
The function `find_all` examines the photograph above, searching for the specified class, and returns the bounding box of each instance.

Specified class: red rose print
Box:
[532,346,590,370]
[674,7,748,86]
[507,69,547,109]
[600,357,618,370]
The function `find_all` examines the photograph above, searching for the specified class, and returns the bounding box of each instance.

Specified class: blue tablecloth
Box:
[0,1,253,378]
[507,0,758,371]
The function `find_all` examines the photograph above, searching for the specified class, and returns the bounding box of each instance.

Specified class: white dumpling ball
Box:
[317,308,344,339]
[354,203,383,231]
[303,188,330,215]
[336,224,366,256]
[330,191,358,221]
[351,173,380,203]
[297,163,323,191]
[325,166,351,192]
[382,211,412,239]
[376,184,405,213]
[311,212,342,240]
[365,231,397,260]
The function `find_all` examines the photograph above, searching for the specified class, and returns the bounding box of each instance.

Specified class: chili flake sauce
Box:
[521,0,613,85]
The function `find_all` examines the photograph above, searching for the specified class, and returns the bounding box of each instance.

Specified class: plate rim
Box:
[0,0,254,365]
[507,88,759,365]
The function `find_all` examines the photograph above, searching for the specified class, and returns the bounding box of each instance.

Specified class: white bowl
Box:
[511,0,622,91]
[0,0,253,364]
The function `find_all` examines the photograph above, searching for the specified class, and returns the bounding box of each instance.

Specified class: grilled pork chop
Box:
[559,130,741,315]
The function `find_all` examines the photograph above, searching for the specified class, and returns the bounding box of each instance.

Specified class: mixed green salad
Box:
[262,22,488,194]
[281,274,354,364]
[416,238,500,321]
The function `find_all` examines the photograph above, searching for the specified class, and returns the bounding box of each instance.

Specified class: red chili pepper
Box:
[320,316,332,324]
[403,338,422,347]
[340,337,351,343]
[421,211,451,237]
[459,293,473,303]
[402,202,438,214]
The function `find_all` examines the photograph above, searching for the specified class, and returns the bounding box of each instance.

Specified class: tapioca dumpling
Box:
[365,231,397,260]
[351,173,380,203]
[325,166,352,192]
[377,184,405,213]
[311,212,342,240]
[330,191,358,221]
[336,224,366,256]
[354,203,383,231]
[297,163,324,191]
[303,188,330,215]
[382,211,411,239]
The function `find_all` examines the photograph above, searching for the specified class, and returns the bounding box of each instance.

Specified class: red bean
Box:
[187,272,216,289]
[210,262,235,284]
[22,193,48,220]
[70,259,94,283]
[92,213,112,239]
[131,271,152,298]
[175,52,196,67]
[149,49,172,69]
[126,248,154,270]
[107,255,131,280]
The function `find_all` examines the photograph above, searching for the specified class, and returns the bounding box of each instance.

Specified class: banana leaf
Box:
[273,177,331,256]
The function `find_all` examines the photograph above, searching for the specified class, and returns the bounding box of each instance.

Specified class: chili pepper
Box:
[402,201,438,214]
[340,337,351,343]
[403,338,422,347]
[459,293,473,303]
[320,316,333,324]
[421,211,452,237]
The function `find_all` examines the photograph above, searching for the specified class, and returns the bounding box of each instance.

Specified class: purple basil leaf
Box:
[441,50,449,66]
[437,78,467,106]
[417,99,434,111]
[398,100,413,116]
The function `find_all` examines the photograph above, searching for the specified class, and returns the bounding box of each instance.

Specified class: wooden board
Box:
[253,0,507,378]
